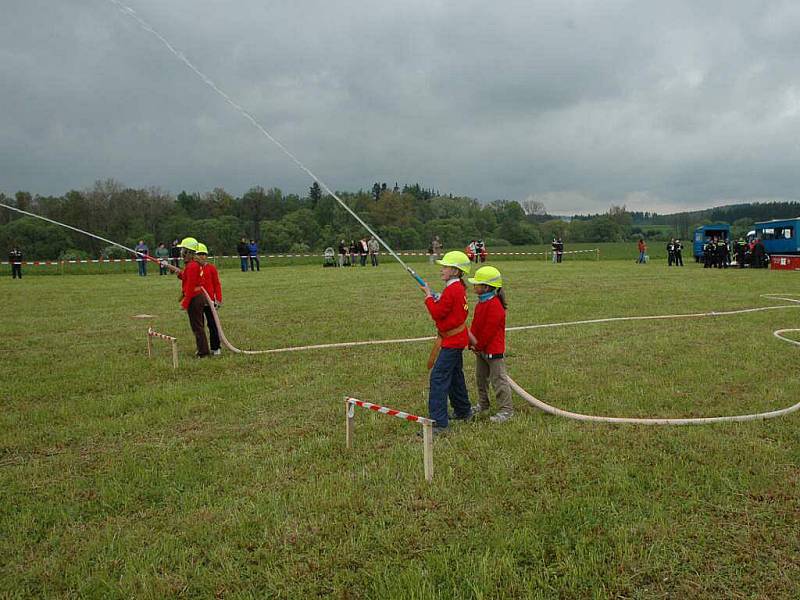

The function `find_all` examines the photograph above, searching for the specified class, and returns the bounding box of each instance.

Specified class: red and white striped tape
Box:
[1,249,599,265]
[147,327,176,341]
[345,397,434,425]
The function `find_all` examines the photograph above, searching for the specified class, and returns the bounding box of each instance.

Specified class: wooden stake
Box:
[345,400,355,449]
[146,331,152,358]
[171,339,179,369]
[422,421,434,482]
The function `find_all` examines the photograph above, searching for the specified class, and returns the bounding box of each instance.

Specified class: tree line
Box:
[2,179,795,259]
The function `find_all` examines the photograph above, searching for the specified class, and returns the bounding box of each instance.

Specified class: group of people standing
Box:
[134,240,182,276]
[732,238,769,268]
[337,237,380,267]
[236,238,260,272]
[551,238,564,263]
[702,238,731,268]
[666,239,684,266]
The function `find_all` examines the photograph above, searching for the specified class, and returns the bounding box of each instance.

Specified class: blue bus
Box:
[754,217,800,256]
[693,224,730,262]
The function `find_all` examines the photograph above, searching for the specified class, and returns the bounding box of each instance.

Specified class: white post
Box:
[146,331,152,358]
[422,421,434,482]
[345,400,355,449]
[171,339,179,369]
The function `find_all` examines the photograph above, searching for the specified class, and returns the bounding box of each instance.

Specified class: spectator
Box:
[556,238,564,263]
[551,238,558,263]
[155,242,170,275]
[349,240,358,267]
[368,236,380,266]
[169,239,181,269]
[667,239,676,266]
[359,238,368,266]
[674,239,684,266]
[135,240,149,276]
[236,237,249,272]
[637,238,647,264]
[9,245,23,279]
[429,235,442,264]
[248,239,260,272]
[338,239,348,267]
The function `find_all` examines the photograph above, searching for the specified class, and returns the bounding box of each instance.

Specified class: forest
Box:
[2,180,798,259]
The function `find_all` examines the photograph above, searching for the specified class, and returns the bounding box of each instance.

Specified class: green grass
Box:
[1,258,799,598]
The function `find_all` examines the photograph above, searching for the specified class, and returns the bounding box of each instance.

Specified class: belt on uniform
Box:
[427,323,466,370]
[482,353,504,360]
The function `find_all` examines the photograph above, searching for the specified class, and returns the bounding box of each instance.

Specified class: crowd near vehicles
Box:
[693,224,730,262]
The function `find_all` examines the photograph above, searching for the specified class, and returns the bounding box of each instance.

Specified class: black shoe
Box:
[451,412,473,422]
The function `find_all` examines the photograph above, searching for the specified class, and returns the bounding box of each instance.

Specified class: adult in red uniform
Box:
[195,244,223,356]
[420,250,472,433]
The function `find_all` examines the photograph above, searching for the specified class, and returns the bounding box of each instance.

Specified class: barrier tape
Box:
[147,327,176,342]
[345,397,435,425]
[1,248,600,265]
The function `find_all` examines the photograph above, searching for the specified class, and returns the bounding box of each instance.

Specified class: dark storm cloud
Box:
[2,0,800,213]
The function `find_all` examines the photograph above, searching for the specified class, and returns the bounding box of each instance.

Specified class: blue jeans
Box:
[240,257,248,272]
[638,251,645,263]
[137,259,147,276]
[428,347,470,428]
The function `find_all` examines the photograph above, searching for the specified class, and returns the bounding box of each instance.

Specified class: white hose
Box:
[205,291,800,424]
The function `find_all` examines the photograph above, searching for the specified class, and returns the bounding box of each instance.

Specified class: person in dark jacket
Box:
[9,246,23,279]
[666,239,675,266]
[349,240,358,267]
[169,239,181,269]
[673,239,683,266]
[338,240,347,267]
[134,240,149,276]
[236,237,249,272]
[248,239,260,272]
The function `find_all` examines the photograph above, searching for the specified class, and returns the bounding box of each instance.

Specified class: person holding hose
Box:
[176,237,210,357]
[195,243,223,356]
[420,250,472,434]
[467,266,513,423]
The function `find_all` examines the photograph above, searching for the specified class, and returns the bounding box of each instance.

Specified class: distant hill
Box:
[631,201,800,226]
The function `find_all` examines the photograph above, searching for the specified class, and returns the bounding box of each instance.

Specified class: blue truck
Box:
[753,217,800,256]
[693,224,730,262]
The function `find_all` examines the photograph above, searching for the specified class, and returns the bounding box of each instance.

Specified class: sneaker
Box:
[211,349,221,356]
[451,412,473,422]
[195,352,210,358]
[471,404,489,415]
[490,410,514,423]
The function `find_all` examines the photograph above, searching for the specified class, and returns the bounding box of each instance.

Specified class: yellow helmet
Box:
[177,237,198,250]
[195,243,208,255]
[467,265,503,288]
[436,250,471,274]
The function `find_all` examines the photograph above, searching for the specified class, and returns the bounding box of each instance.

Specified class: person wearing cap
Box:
[176,237,210,357]
[673,239,684,266]
[419,250,472,434]
[467,266,513,423]
[195,243,223,356]
[9,245,23,279]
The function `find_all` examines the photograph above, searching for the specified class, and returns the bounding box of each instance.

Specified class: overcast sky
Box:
[2,0,800,214]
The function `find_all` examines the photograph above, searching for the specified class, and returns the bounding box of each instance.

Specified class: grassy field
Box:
[2,257,799,598]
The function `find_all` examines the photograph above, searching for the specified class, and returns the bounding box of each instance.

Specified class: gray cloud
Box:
[2,0,800,214]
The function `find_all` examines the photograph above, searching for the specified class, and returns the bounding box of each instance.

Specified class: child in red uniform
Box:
[420,250,472,433]
[195,244,223,356]
[468,266,513,422]
[176,237,210,357]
